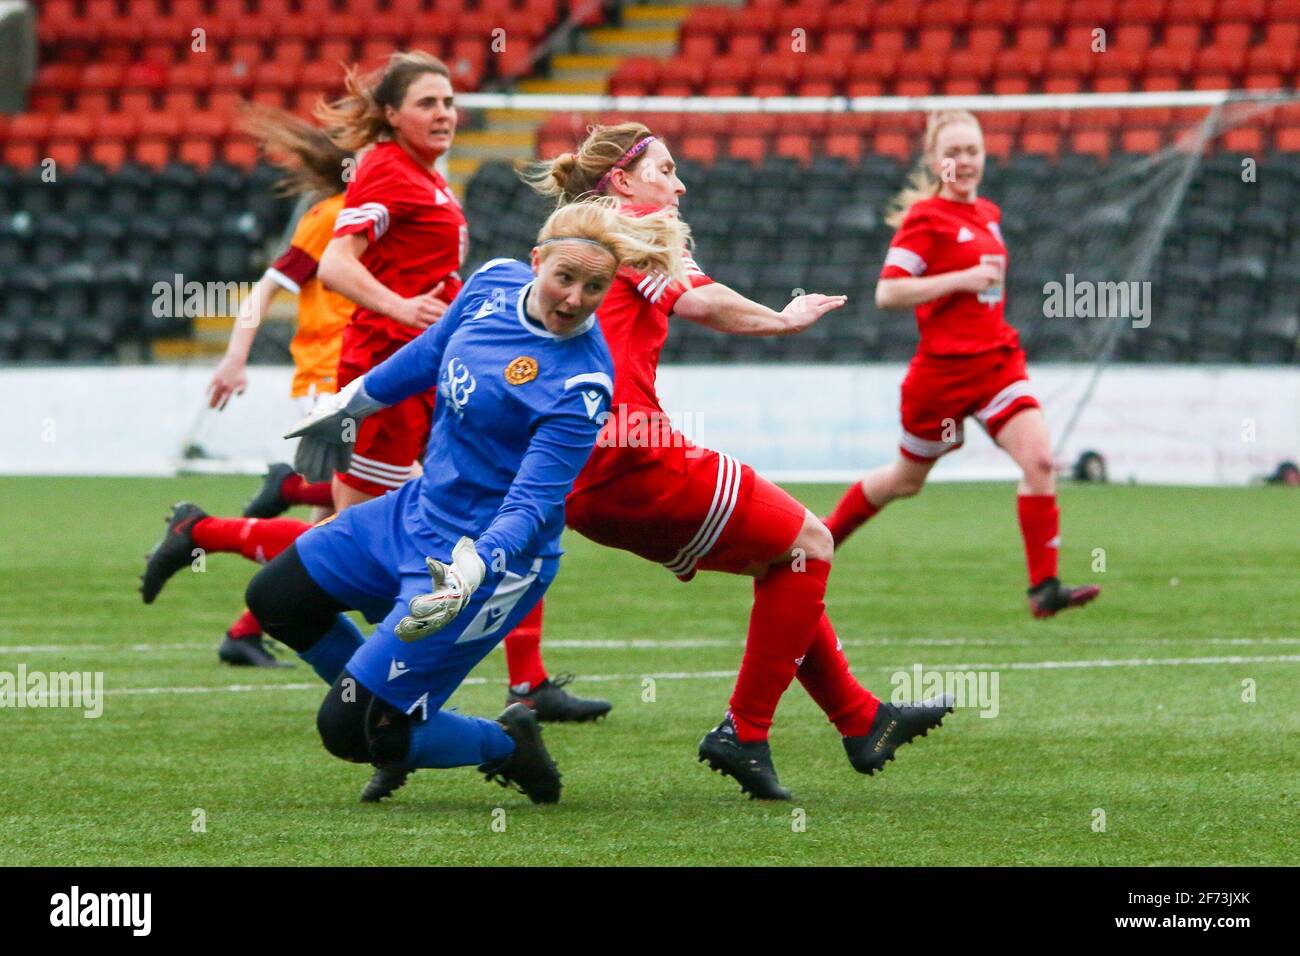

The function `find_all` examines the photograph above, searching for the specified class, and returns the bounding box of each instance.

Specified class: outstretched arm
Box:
[672,282,847,337]
[207,273,285,409]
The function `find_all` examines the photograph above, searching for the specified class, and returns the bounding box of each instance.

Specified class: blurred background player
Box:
[823,110,1101,619]
[141,104,354,667]
[244,200,686,805]
[514,123,954,801]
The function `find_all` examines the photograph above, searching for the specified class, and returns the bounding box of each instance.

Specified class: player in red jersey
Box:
[506,123,956,800]
[309,51,465,508]
[824,110,1101,618]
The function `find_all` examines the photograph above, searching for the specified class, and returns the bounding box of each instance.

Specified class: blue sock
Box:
[404,710,515,769]
[298,614,364,684]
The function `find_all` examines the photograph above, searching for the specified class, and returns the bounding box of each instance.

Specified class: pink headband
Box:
[594,135,657,194]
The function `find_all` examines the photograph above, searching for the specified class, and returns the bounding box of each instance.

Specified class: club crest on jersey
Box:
[504,356,539,385]
[441,357,476,417]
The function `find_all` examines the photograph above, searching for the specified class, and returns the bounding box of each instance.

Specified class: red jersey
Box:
[879,195,1018,357]
[333,141,467,345]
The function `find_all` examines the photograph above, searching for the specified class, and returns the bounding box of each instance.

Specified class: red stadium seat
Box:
[1144,47,1195,76]
[983,131,1013,158]
[1162,24,1202,50]
[969,0,1020,28]
[98,113,140,141]
[776,6,826,38]
[730,33,766,59]
[1020,131,1060,156]
[919,0,970,28]
[1092,49,1146,78]
[1045,48,1098,79]
[825,4,871,33]
[991,76,1032,94]
[133,138,172,169]
[1269,0,1300,20]
[679,134,717,166]
[897,49,947,81]
[947,50,994,81]
[967,27,1004,53]
[47,141,84,170]
[1043,76,1083,93]
[1190,73,1230,90]
[2,142,42,169]
[894,78,932,97]
[1262,22,1300,49]
[845,78,886,97]
[993,49,1045,79]
[847,51,898,82]
[823,133,861,163]
[90,140,129,170]
[1244,47,1296,75]
[1120,128,1162,152]
[1276,127,1300,151]
[728,135,766,166]
[81,63,127,92]
[680,33,716,60]
[1243,72,1284,90]
[178,139,216,169]
[1165,0,1215,22]
[1019,0,1068,27]
[1071,130,1111,158]
[873,132,912,162]
[802,56,848,89]
[7,113,53,143]
[1116,0,1167,25]
[1223,127,1263,153]
[1015,26,1053,53]
[872,3,918,31]
[917,28,954,53]
[1093,75,1133,92]
[1211,22,1252,48]
[1196,47,1245,76]
[1141,75,1181,91]
[942,78,984,95]
[1112,24,1152,50]
[222,139,260,170]
[869,29,908,55]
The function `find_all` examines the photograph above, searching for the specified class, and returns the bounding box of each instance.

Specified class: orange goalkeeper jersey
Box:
[266,193,354,398]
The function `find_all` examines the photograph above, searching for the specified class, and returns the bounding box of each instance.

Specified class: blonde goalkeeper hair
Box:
[885,110,983,228]
[536,196,691,287]
[315,50,452,152]
[521,122,657,203]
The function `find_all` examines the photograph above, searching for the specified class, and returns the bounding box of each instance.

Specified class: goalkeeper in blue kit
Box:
[245,199,690,804]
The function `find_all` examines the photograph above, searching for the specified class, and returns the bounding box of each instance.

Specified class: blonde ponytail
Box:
[521,122,656,204]
[885,109,983,228]
[537,197,691,287]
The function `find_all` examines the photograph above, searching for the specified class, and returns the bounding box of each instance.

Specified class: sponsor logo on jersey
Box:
[504,355,539,385]
[582,389,605,420]
[956,226,975,243]
[441,357,477,416]
[387,660,409,681]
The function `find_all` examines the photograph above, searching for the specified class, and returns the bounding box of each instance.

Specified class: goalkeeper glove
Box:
[284,376,388,482]
[394,537,487,642]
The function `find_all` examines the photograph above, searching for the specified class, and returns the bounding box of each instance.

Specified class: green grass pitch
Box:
[0,476,1295,866]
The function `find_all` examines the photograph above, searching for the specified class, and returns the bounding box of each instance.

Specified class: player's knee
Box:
[794,517,834,564]
[1022,452,1055,488]
[316,675,371,764]
[893,470,927,498]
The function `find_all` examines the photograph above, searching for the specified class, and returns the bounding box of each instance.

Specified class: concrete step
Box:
[151,338,226,360]
[581,26,678,56]
[550,53,623,72]
[623,4,691,28]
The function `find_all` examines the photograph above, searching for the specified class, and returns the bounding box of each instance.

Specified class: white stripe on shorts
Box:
[974,380,1035,425]
[663,452,743,578]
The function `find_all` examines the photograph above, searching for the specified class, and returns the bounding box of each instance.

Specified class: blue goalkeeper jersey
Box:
[362,258,614,573]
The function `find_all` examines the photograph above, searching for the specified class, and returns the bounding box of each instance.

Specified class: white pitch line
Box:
[3,637,1299,655]
[59,655,1300,699]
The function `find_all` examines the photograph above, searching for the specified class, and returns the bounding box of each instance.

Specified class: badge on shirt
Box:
[504,356,539,385]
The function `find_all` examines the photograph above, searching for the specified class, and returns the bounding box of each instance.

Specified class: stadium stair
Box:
[448,3,703,196]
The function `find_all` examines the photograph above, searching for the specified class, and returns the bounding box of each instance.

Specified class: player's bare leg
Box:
[825,456,936,547]
[331,475,376,513]
[995,408,1100,617]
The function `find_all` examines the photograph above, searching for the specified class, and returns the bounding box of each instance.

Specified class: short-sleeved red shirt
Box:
[333,141,467,345]
[880,195,1018,357]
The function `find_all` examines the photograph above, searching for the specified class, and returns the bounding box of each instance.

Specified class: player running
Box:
[140,105,351,667]
[824,110,1101,618]
[242,199,686,805]
[507,123,954,801]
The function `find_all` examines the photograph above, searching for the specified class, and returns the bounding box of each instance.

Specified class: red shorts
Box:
[335,322,435,497]
[566,426,807,582]
[899,346,1039,462]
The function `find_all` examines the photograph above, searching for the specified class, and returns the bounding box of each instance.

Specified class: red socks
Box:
[227,608,262,640]
[192,517,312,564]
[1017,494,1060,587]
[729,559,831,742]
[796,613,879,737]
[280,473,334,508]
[503,599,548,691]
[824,481,881,547]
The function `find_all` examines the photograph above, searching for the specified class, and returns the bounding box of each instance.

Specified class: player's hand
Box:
[284,377,388,482]
[781,293,848,334]
[395,537,487,642]
[207,356,248,410]
[393,281,448,330]
[955,263,1003,294]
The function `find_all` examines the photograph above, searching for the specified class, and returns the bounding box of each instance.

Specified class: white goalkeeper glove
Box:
[284,376,388,482]
[394,537,487,642]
